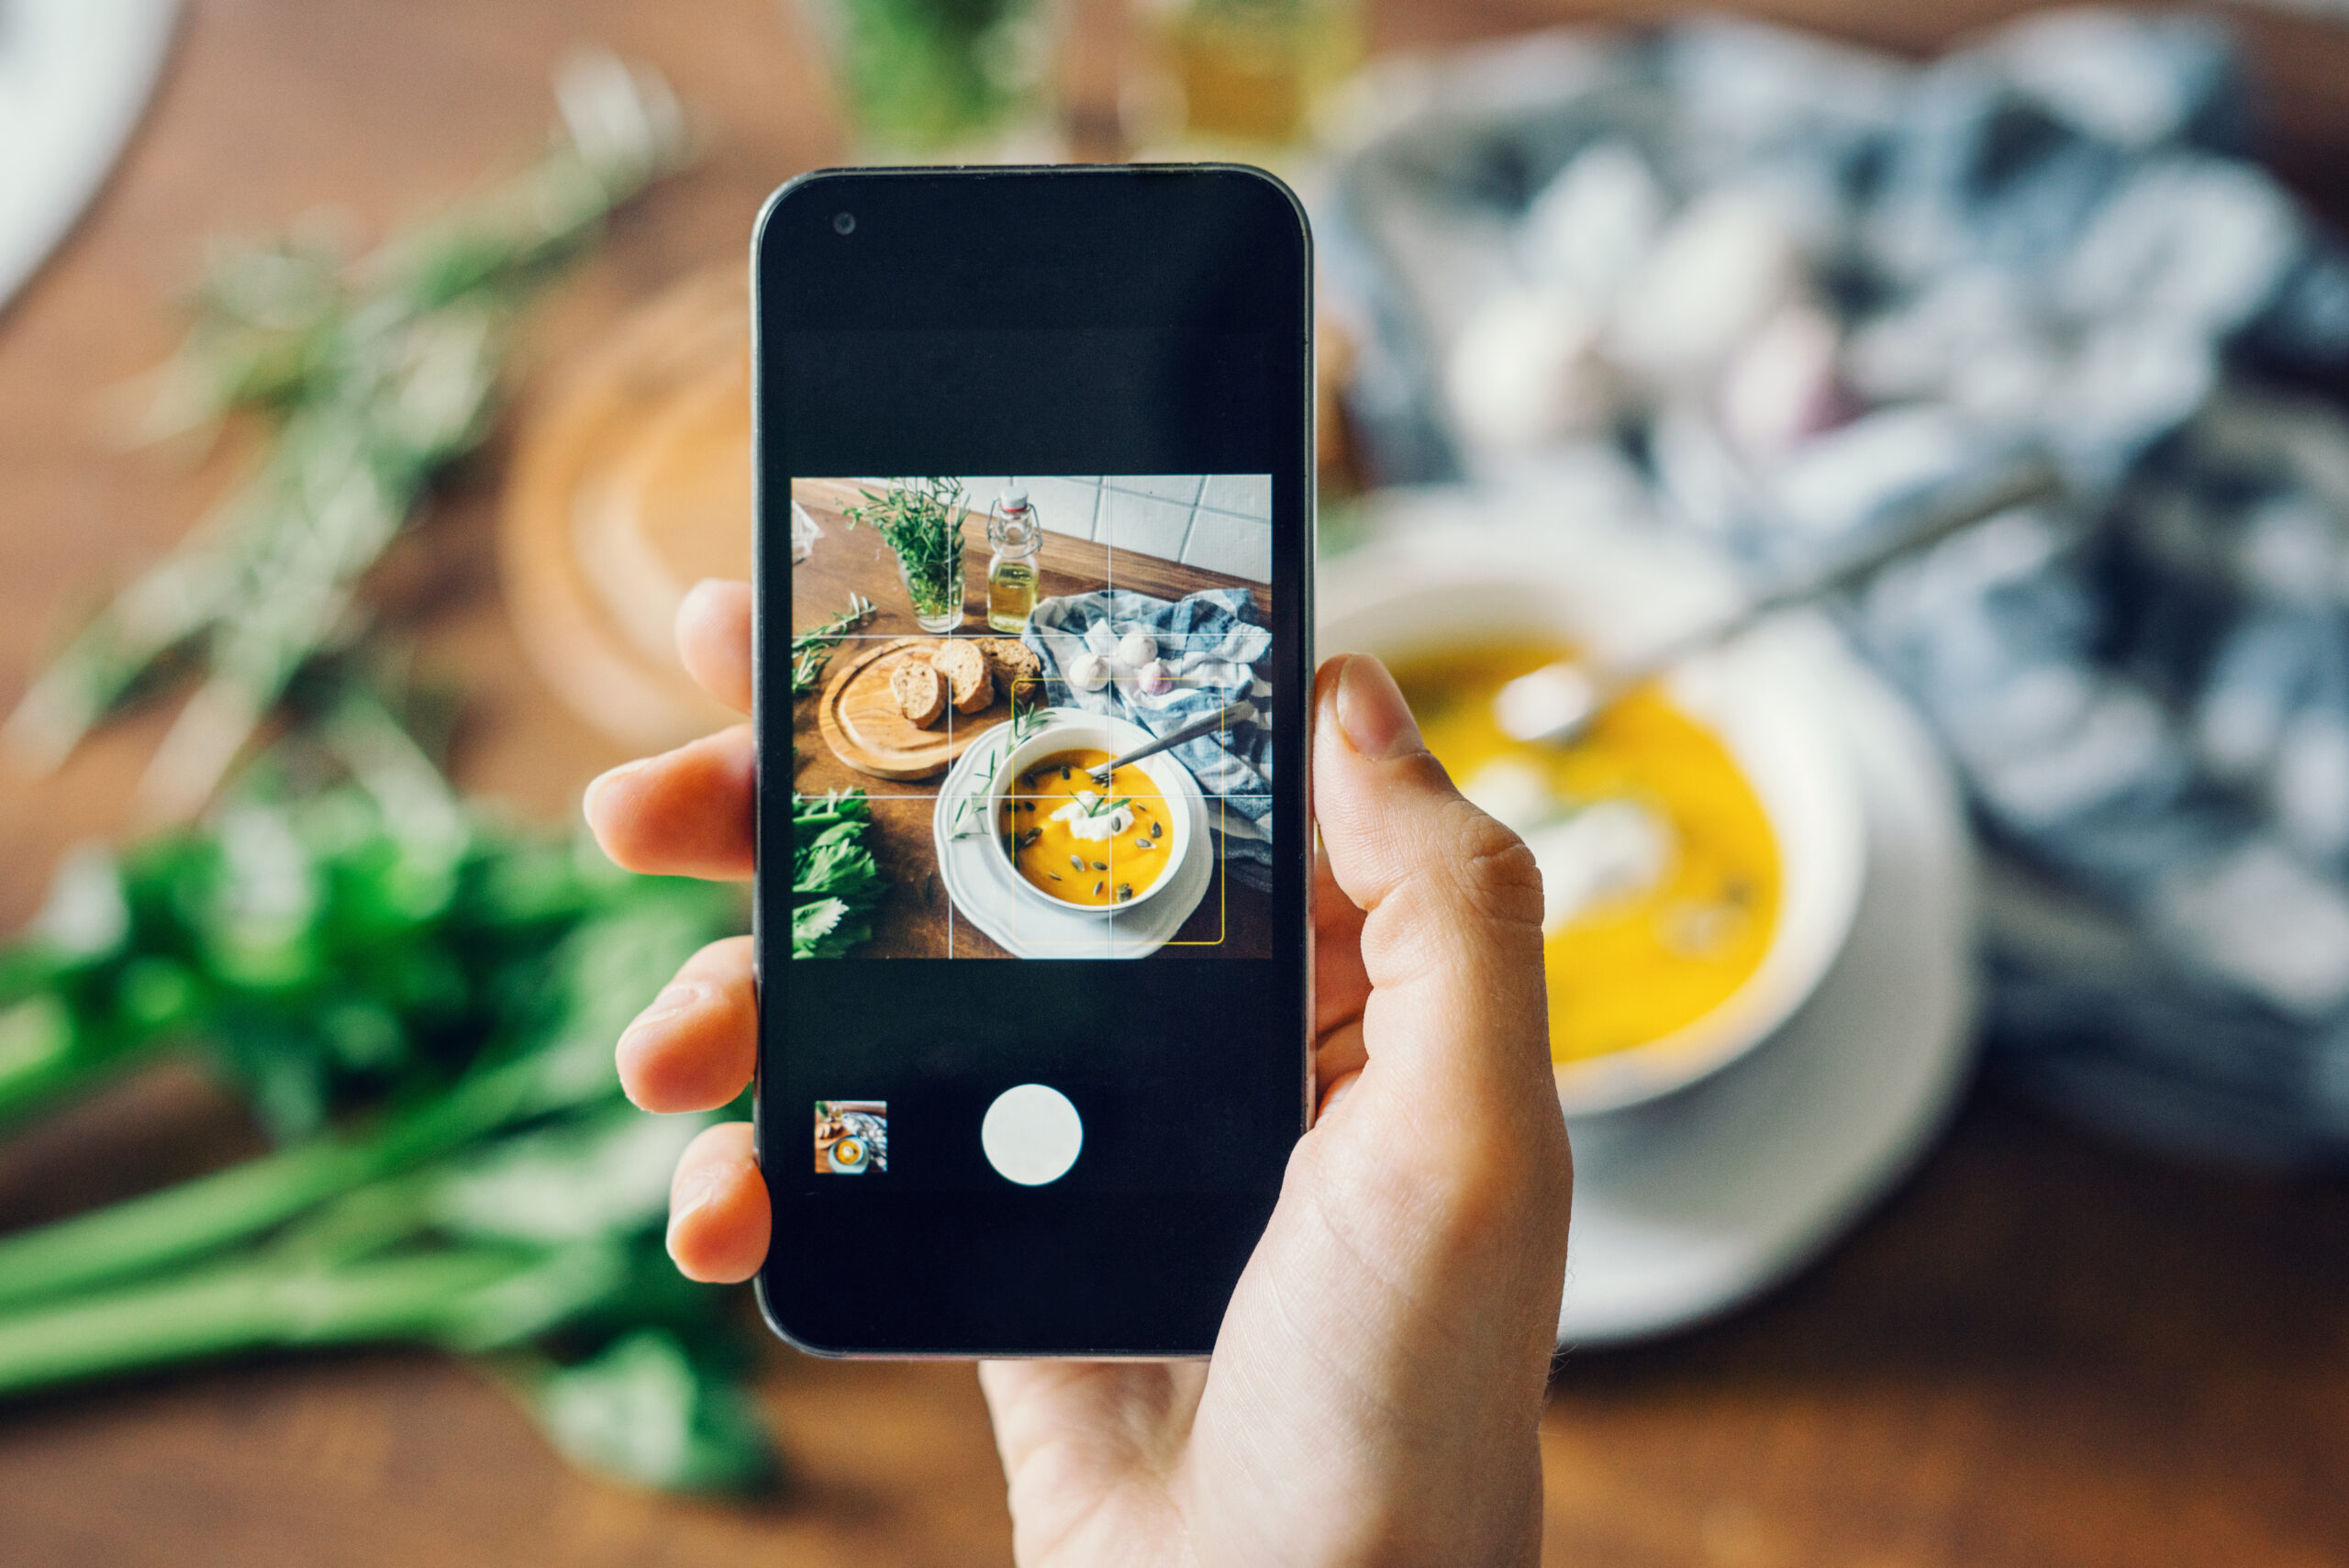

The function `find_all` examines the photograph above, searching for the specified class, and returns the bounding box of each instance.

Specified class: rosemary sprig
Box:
[1,53,692,818]
[952,686,1047,833]
[1084,793,1133,818]
[790,594,875,695]
[842,479,966,622]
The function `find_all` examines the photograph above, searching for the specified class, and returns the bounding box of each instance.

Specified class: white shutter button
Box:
[981,1084,1083,1186]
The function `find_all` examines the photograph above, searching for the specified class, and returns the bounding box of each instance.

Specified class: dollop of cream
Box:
[1051,790,1134,842]
[1461,759,1675,932]
[1522,800,1675,934]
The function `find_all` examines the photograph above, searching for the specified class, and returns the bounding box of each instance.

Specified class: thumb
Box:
[1311,654,1554,1122]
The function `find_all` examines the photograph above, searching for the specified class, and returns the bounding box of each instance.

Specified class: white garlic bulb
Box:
[1117,630,1158,668]
[1066,651,1111,693]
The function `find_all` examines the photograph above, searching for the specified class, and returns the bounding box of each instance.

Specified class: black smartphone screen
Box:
[752,167,1313,1355]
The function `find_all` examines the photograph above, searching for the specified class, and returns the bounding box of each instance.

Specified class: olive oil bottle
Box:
[986,486,1042,632]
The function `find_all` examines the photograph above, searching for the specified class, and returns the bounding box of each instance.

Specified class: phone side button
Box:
[980,1084,1084,1186]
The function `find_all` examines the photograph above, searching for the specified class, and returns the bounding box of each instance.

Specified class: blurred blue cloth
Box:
[1021,588,1275,883]
[1321,9,2349,1164]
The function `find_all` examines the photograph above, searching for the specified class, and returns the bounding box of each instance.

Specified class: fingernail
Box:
[1334,656,1424,762]
[1319,1070,1362,1118]
[622,981,707,1044]
[583,757,650,817]
[667,1165,727,1249]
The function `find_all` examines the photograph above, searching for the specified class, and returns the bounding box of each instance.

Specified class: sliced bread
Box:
[891,658,948,728]
[979,637,1044,701]
[930,639,995,714]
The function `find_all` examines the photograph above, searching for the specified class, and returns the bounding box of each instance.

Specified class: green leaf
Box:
[526,1330,774,1494]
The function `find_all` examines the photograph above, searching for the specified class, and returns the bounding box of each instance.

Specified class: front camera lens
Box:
[832,212,856,235]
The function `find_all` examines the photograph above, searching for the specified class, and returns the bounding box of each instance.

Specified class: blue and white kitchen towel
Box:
[1023,588,1275,884]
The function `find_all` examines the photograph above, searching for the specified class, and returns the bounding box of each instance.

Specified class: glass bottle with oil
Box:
[1151,0,1361,147]
[986,486,1042,632]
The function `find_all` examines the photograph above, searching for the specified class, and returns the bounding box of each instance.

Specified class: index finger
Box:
[678,579,753,716]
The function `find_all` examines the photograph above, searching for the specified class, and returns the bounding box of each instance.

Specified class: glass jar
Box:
[899,550,966,634]
[985,488,1042,632]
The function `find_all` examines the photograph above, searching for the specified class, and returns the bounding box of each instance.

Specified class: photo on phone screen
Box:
[791,473,1274,962]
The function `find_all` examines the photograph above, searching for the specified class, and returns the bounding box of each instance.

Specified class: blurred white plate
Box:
[932,710,1216,959]
[0,0,179,312]
[1558,638,1976,1344]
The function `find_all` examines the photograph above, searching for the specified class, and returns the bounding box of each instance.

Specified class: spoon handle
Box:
[1094,701,1255,778]
[1597,451,2065,702]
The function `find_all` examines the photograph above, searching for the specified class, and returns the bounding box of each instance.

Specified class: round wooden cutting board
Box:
[501,267,754,750]
[817,638,1010,780]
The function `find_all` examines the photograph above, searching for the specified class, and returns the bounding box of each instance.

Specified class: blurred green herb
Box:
[0,54,692,819]
[791,790,885,958]
[790,593,876,696]
[818,0,1046,152]
[0,682,771,1493]
[843,478,966,625]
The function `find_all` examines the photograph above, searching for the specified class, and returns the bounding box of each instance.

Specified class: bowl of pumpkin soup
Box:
[988,719,1197,915]
[1320,521,1866,1116]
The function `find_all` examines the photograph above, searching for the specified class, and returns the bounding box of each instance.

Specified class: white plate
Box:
[932,711,1217,959]
[1558,644,1976,1344]
[0,1,179,312]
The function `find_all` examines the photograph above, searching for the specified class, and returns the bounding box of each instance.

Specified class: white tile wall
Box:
[954,473,1274,584]
[1097,487,1196,562]
[1180,506,1275,582]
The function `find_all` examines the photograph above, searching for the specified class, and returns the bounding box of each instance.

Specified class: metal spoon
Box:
[1087,701,1256,786]
[1494,454,2065,746]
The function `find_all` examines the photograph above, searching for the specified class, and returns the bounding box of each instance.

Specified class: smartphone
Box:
[751,167,1315,1355]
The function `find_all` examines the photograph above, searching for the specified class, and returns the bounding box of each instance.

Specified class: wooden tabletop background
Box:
[2,2,2347,1563]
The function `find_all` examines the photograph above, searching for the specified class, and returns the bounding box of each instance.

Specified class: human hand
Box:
[585,580,1574,1566]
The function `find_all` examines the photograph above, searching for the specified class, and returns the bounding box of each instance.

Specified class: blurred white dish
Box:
[1321,492,1974,1342]
[0,1,179,311]
[1319,525,1866,1115]
[1557,637,1974,1343]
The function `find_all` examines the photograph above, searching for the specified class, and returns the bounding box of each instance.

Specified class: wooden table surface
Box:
[787,479,1274,961]
[2,3,2348,1564]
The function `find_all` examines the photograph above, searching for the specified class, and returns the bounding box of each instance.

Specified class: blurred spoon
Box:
[1494,453,2064,746]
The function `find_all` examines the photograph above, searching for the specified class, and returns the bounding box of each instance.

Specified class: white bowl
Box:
[988,718,1197,916]
[1319,518,1867,1117]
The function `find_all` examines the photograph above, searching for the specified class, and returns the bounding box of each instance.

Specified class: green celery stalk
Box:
[0,1031,605,1311]
[0,1241,626,1396]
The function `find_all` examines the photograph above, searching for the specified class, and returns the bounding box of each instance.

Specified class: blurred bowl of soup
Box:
[1319,516,1865,1116]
